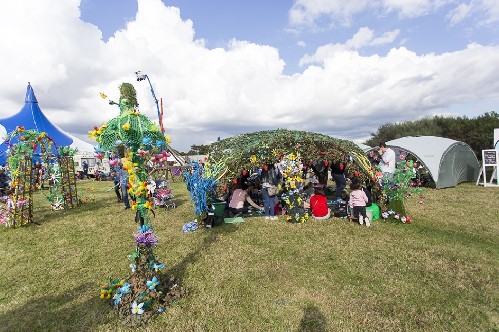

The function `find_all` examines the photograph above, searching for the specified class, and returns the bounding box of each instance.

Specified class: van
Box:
[73,154,110,177]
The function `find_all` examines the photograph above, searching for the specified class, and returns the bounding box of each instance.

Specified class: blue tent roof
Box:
[0,83,73,165]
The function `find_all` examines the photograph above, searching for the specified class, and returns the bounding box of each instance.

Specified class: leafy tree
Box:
[184,144,211,155]
[365,112,499,158]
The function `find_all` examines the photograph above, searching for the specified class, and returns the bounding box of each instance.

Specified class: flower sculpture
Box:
[183,158,228,222]
[280,152,309,223]
[377,153,422,222]
[94,82,185,326]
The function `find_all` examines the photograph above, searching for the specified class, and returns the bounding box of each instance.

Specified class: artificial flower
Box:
[152,262,165,271]
[122,122,131,131]
[131,301,145,315]
[134,229,158,247]
[146,276,159,290]
[119,282,131,294]
[100,289,112,299]
[113,292,122,305]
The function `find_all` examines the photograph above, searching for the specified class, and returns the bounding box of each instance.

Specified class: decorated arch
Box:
[208,129,376,183]
[206,129,380,223]
[0,127,79,227]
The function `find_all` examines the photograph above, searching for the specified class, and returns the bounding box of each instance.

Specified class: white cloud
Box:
[297,40,307,47]
[1,0,499,152]
[299,27,400,66]
[447,3,473,25]
[289,0,499,27]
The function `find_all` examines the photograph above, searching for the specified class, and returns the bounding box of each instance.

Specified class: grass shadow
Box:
[0,283,110,332]
[298,303,327,332]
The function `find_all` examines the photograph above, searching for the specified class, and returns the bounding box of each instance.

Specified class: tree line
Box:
[364,112,499,158]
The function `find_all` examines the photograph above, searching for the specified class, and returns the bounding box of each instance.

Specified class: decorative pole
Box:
[135,71,161,125]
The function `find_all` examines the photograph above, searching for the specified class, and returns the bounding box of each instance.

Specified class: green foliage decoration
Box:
[209,128,368,185]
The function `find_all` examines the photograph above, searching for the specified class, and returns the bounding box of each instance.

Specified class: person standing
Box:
[111,166,122,203]
[330,157,347,203]
[348,180,370,227]
[259,163,280,220]
[82,160,89,179]
[118,164,130,209]
[310,152,329,186]
[94,162,102,181]
[378,142,396,181]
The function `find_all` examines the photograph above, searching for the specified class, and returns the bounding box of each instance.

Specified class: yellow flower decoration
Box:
[99,92,107,99]
[250,155,257,163]
[122,122,131,131]
[164,134,172,144]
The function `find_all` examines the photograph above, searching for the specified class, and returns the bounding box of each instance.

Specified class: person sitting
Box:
[303,181,315,200]
[228,182,263,216]
[310,188,331,220]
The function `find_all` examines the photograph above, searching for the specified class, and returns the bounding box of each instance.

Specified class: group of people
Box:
[79,160,107,181]
[221,141,423,226]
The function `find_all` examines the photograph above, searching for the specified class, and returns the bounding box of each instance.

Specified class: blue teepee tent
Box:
[0,83,74,165]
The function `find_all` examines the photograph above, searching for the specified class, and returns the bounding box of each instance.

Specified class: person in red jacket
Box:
[310,188,331,219]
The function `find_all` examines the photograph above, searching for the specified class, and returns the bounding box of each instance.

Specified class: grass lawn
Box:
[0,180,498,331]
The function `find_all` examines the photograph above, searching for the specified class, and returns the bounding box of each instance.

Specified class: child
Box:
[310,188,331,220]
[348,180,370,227]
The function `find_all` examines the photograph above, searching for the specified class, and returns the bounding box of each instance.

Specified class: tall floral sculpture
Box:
[91,83,184,326]
[280,152,309,223]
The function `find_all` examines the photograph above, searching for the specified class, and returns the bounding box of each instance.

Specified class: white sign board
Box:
[476,149,499,187]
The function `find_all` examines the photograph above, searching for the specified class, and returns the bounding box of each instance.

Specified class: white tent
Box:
[70,136,95,154]
[355,142,371,152]
[378,136,480,189]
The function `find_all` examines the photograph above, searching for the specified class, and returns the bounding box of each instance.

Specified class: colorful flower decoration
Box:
[134,229,158,247]
[131,301,145,315]
[146,276,159,291]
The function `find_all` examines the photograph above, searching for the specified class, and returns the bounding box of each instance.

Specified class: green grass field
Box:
[0,180,498,331]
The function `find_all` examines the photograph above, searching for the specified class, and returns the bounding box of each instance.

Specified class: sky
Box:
[1,0,499,152]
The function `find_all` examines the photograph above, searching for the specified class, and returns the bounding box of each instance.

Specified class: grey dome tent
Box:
[377,136,480,189]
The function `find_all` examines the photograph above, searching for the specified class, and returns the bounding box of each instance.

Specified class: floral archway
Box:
[0,127,79,227]
[208,129,376,184]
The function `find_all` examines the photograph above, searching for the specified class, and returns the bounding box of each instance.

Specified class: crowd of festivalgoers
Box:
[0,142,431,221]
[215,142,432,226]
